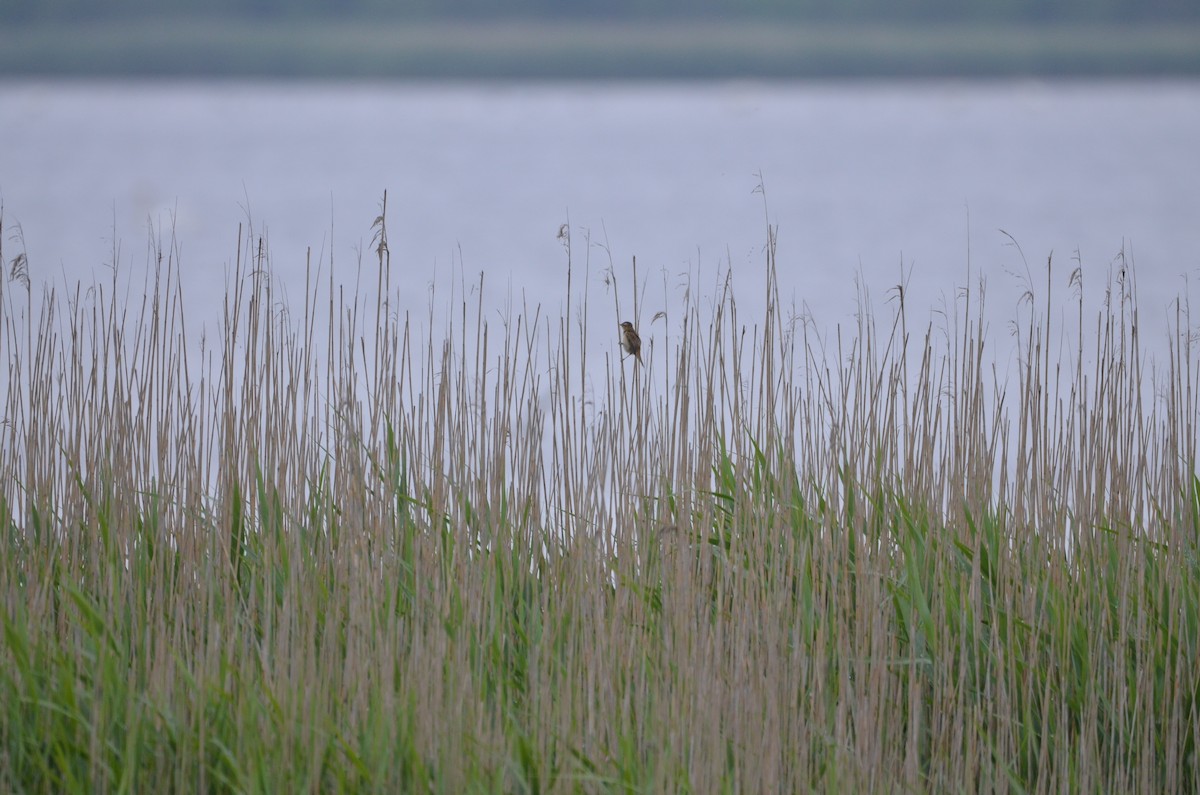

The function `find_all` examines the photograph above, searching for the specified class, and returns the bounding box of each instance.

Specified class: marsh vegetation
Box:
[0,199,1197,792]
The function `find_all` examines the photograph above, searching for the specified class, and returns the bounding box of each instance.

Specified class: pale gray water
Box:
[1,78,1199,347]
[2,79,1198,536]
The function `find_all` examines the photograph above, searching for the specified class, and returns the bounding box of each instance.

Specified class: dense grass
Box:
[1,198,1197,793]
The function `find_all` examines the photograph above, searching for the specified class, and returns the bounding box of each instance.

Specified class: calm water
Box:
[2,79,1199,351]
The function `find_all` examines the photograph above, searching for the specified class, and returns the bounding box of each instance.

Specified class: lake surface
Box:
[2,79,1198,356]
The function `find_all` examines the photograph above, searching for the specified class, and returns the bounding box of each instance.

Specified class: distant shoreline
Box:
[4,19,1200,79]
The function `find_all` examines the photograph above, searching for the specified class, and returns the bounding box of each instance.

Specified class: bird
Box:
[619,321,642,364]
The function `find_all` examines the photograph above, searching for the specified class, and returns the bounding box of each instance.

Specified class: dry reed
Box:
[0,196,1197,793]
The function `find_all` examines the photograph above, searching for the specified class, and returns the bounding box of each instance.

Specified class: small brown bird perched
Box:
[619,321,642,364]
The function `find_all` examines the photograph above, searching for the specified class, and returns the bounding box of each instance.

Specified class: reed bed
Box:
[0,200,1197,793]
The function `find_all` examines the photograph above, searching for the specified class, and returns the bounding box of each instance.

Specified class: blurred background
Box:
[2,0,1199,78]
[1,1,1198,365]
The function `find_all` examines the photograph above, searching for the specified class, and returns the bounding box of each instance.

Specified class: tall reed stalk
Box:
[1,198,1196,792]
